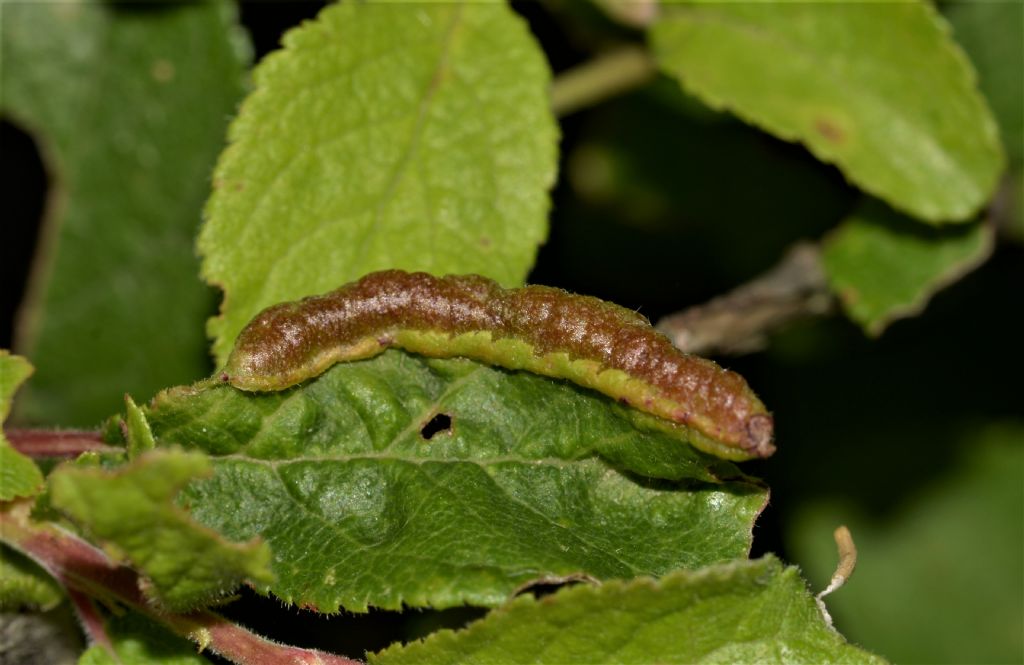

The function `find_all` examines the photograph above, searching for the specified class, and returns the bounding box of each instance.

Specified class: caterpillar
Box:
[221,270,775,461]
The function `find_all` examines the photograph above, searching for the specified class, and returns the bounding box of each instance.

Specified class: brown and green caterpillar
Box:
[221,270,775,461]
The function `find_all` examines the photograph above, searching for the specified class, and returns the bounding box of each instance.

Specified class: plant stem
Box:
[66,587,114,652]
[0,502,361,665]
[5,428,120,458]
[550,46,657,117]
[655,243,835,355]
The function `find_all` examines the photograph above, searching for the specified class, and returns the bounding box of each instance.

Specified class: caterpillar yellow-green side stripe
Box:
[220,270,775,461]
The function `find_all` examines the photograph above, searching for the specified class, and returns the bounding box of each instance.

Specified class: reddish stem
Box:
[0,504,361,665]
[67,587,115,653]
[172,613,363,665]
[5,428,120,458]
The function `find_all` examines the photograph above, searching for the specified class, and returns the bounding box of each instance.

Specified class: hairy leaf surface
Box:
[371,556,885,664]
[201,2,558,364]
[0,352,44,500]
[48,450,273,612]
[0,544,63,611]
[131,351,765,613]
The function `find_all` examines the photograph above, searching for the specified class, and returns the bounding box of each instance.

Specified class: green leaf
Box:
[0,352,31,423]
[0,544,63,611]
[48,449,274,612]
[124,395,156,459]
[790,424,1024,664]
[133,351,765,613]
[370,555,885,664]
[200,1,559,365]
[821,201,993,336]
[650,2,1004,223]
[0,352,44,500]
[0,442,45,502]
[946,2,1024,244]
[79,648,114,665]
[2,1,248,426]
[946,2,1024,168]
[77,610,211,665]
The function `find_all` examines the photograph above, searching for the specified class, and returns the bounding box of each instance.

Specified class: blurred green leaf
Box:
[0,352,31,423]
[48,449,274,612]
[946,1,1024,243]
[128,350,765,613]
[946,2,1024,167]
[821,201,992,336]
[550,85,852,311]
[77,610,211,665]
[124,395,155,459]
[371,556,885,664]
[590,0,658,29]
[2,1,248,426]
[0,439,46,501]
[1003,175,1024,243]
[790,424,1024,664]
[650,2,1003,223]
[0,544,63,611]
[0,351,44,500]
[200,2,558,365]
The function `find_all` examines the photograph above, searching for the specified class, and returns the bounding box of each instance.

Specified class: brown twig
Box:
[656,242,835,356]
[5,429,120,458]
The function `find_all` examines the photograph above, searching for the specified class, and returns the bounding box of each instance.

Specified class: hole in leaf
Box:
[420,413,453,440]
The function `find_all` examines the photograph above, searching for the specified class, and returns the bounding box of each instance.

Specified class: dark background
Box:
[2,2,1021,661]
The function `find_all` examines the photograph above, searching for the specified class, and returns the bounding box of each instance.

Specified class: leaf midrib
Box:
[351,3,466,263]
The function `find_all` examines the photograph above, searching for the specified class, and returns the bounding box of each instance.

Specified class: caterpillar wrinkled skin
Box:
[221,270,775,461]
